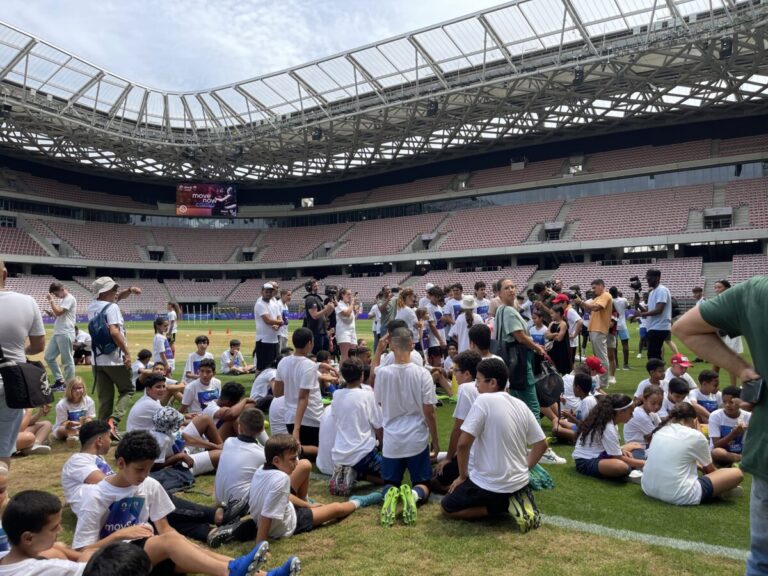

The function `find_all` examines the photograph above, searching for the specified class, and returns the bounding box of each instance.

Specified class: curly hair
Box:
[115,430,161,463]
[576,394,633,446]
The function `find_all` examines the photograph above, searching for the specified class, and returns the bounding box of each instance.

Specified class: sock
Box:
[351,499,361,509]
[413,486,426,503]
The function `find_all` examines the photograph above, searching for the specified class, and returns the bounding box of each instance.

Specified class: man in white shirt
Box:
[474,281,491,321]
[0,259,46,467]
[609,287,630,370]
[44,281,77,390]
[441,357,547,526]
[638,269,672,361]
[87,277,142,439]
[254,283,283,374]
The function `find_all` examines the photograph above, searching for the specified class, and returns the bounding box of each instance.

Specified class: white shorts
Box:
[189,450,214,476]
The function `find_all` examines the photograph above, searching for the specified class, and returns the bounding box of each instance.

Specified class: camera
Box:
[325,285,339,298]
[567,285,582,300]
[391,287,401,294]
[629,276,643,292]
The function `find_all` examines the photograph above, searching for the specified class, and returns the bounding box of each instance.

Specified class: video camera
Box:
[567,285,582,300]
[325,285,339,298]
[629,276,643,292]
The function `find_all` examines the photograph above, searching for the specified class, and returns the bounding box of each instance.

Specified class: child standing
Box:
[151,318,174,375]
[572,394,644,481]
[709,386,751,466]
[180,358,221,414]
[183,335,214,384]
[53,377,96,444]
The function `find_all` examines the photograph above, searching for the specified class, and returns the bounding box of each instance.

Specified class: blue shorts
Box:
[574,457,604,478]
[353,448,383,479]
[698,476,715,503]
[617,328,629,341]
[639,327,647,338]
[381,446,432,486]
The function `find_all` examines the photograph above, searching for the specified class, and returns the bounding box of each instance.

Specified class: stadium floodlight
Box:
[311,128,323,141]
[573,66,584,86]
[426,100,439,117]
[719,37,734,60]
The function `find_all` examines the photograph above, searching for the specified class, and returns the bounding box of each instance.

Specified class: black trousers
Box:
[646,330,669,361]
[167,495,217,543]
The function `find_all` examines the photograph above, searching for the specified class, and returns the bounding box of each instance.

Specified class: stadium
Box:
[0,0,766,574]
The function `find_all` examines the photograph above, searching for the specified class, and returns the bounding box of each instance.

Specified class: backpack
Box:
[88,303,118,357]
[671,297,681,318]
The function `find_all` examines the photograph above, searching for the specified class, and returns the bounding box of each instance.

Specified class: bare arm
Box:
[423,403,440,456]
[116,287,141,302]
[293,389,310,440]
[272,379,284,398]
[641,302,666,318]
[46,294,66,317]
[108,324,131,366]
[256,516,273,543]
[26,335,45,356]
[83,470,107,484]
[527,438,549,469]
[448,431,475,492]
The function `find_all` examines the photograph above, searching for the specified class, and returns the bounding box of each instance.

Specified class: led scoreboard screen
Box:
[176,184,238,217]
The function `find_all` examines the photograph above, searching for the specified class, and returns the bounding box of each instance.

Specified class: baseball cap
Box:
[670,354,693,368]
[91,276,118,295]
[552,294,569,305]
[584,356,606,374]
[263,282,275,290]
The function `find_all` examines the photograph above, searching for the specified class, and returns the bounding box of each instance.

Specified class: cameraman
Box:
[637,269,671,360]
[303,279,335,354]
[532,281,557,322]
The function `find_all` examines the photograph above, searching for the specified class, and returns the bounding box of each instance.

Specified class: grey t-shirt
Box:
[0,290,45,394]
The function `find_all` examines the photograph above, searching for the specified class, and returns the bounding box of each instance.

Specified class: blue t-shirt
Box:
[0,524,8,552]
[646,284,672,331]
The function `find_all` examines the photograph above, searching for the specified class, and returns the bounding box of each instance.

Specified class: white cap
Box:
[425,283,435,291]
[263,282,275,290]
[460,294,477,309]
[92,276,118,295]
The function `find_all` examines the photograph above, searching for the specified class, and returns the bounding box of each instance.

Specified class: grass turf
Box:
[10,318,750,575]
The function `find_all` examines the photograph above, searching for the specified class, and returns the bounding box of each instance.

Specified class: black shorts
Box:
[285,423,320,447]
[131,538,176,576]
[293,505,315,535]
[255,341,279,371]
[168,332,177,344]
[73,349,91,360]
[440,477,515,518]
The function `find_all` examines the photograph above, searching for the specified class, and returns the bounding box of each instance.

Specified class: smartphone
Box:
[741,378,765,405]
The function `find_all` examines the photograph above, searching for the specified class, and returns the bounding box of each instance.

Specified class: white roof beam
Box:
[478,15,518,73]
[665,0,690,31]
[60,71,104,114]
[408,36,448,89]
[288,71,330,118]
[107,84,132,119]
[561,0,599,56]
[195,94,223,127]
[344,54,388,105]
[179,96,198,131]
[0,38,36,82]
[209,91,247,125]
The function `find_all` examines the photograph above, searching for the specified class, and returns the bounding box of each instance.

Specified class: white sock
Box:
[412,489,421,503]
[352,499,361,509]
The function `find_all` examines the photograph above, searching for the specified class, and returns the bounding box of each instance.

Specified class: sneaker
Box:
[608,376,617,385]
[349,491,384,508]
[208,520,243,549]
[220,497,249,526]
[107,418,121,442]
[342,465,357,496]
[509,492,530,533]
[539,447,567,465]
[227,540,270,576]
[622,364,630,371]
[21,444,51,456]
[266,556,301,576]
[522,487,541,529]
[329,465,345,496]
[400,484,417,526]
[627,470,643,484]
[721,485,744,500]
[51,379,66,392]
[380,487,399,527]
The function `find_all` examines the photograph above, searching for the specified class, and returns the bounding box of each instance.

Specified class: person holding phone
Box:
[673,276,767,576]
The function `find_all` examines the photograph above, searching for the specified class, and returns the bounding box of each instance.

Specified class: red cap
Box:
[585,356,606,374]
[670,354,693,368]
[552,294,569,305]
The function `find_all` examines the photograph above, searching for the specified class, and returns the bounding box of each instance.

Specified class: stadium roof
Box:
[0,0,767,185]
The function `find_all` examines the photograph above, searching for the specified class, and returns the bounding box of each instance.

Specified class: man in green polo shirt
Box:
[673,276,767,576]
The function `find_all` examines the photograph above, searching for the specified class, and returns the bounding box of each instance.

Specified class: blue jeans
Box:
[44,333,75,383]
[747,475,768,575]
[0,392,23,458]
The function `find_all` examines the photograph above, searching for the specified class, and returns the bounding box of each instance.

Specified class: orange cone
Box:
[226,328,230,335]
[208,328,212,336]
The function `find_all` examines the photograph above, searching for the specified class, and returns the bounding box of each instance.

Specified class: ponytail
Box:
[649,401,698,441]
[169,301,182,320]
[576,394,633,446]
[464,308,474,328]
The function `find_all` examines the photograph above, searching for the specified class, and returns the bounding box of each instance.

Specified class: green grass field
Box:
[12,318,751,575]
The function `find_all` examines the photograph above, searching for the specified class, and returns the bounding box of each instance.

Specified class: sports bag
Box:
[0,344,53,409]
[534,359,565,407]
[89,303,118,357]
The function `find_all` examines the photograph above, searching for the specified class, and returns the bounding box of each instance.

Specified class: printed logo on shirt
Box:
[434,310,444,330]
[172,431,186,454]
[531,333,546,345]
[476,305,489,320]
[197,388,219,409]
[698,398,719,413]
[68,409,88,422]
[96,457,114,476]
[282,310,289,325]
[719,425,744,453]
[99,496,145,538]
[452,304,461,319]
[164,339,174,360]
[192,360,202,375]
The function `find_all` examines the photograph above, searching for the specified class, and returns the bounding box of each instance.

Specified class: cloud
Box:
[1,0,502,90]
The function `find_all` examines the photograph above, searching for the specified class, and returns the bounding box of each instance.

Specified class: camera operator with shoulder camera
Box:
[303,279,336,354]
[532,281,557,323]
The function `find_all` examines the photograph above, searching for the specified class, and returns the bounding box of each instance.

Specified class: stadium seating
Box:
[439,201,563,251]
[163,279,241,302]
[256,223,353,263]
[468,159,565,189]
[565,184,713,241]
[408,266,538,297]
[725,178,768,228]
[4,275,89,313]
[0,226,47,256]
[730,254,768,283]
[226,277,312,305]
[333,213,446,258]
[549,258,705,298]
[150,227,261,264]
[719,134,768,157]
[328,191,372,207]
[365,175,454,203]
[29,218,149,262]
[587,141,711,173]
[73,277,170,314]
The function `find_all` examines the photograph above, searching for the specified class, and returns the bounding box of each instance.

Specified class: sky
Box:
[2,0,504,91]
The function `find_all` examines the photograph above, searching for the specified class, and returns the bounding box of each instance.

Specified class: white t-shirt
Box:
[152,333,173,364]
[277,300,289,339]
[0,291,45,396]
[268,396,288,436]
[53,293,77,336]
[335,301,357,345]
[613,297,628,330]
[642,423,712,505]
[316,404,336,476]
[54,397,96,430]
[181,377,222,413]
[277,355,324,428]
[572,422,622,460]
[462,392,546,494]
[183,351,214,383]
[220,349,246,374]
[708,409,751,453]
[449,312,483,353]
[251,368,276,400]
[688,389,723,414]
[395,306,420,343]
[634,378,668,399]
[443,355,453,374]
[425,303,444,348]
[659,393,692,419]
[126,393,162,432]
[575,395,597,422]
[248,467,296,539]
[453,381,479,421]
[167,310,177,335]
[368,304,381,334]
[86,300,125,367]
[623,406,661,448]
[380,350,424,367]
[0,553,85,576]
[255,298,281,344]
[61,453,114,517]
[72,476,175,549]
[561,374,581,412]
[566,307,582,347]
[664,369,697,391]
[444,297,463,320]
[529,324,548,347]
[475,297,491,320]
[374,363,437,458]
[131,360,149,383]
[215,437,265,503]
[75,330,92,351]
[331,387,382,467]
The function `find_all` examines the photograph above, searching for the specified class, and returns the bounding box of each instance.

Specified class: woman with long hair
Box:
[335,288,359,360]
[448,295,482,353]
[167,301,182,357]
[545,305,572,375]
[395,288,422,353]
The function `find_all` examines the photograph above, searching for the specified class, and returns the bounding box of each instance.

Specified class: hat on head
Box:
[670,354,693,368]
[92,276,118,295]
[152,406,185,435]
[263,282,275,290]
[585,356,606,374]
[552,294,569,305]
[425,283,435,291]
[460,294,476,310]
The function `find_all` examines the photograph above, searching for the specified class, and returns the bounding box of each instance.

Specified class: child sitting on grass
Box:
[572,394,644,482]
[221,339,255,376]
[53,377,95,444]
[441,358,547,531]
[151,407,221,476]
[688,369,722,423]
[659,377,692,418]
[183,335,214,384]
[642,402,744,505]
[205,382,262,442]
[180,358,221,414]
[250,434,377,542]
[72,430,299,576]
[623,385,663,458]
[61,421,114,518]
[131,349,153,387]
[709,386,751,467]
[633,358,667,401]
